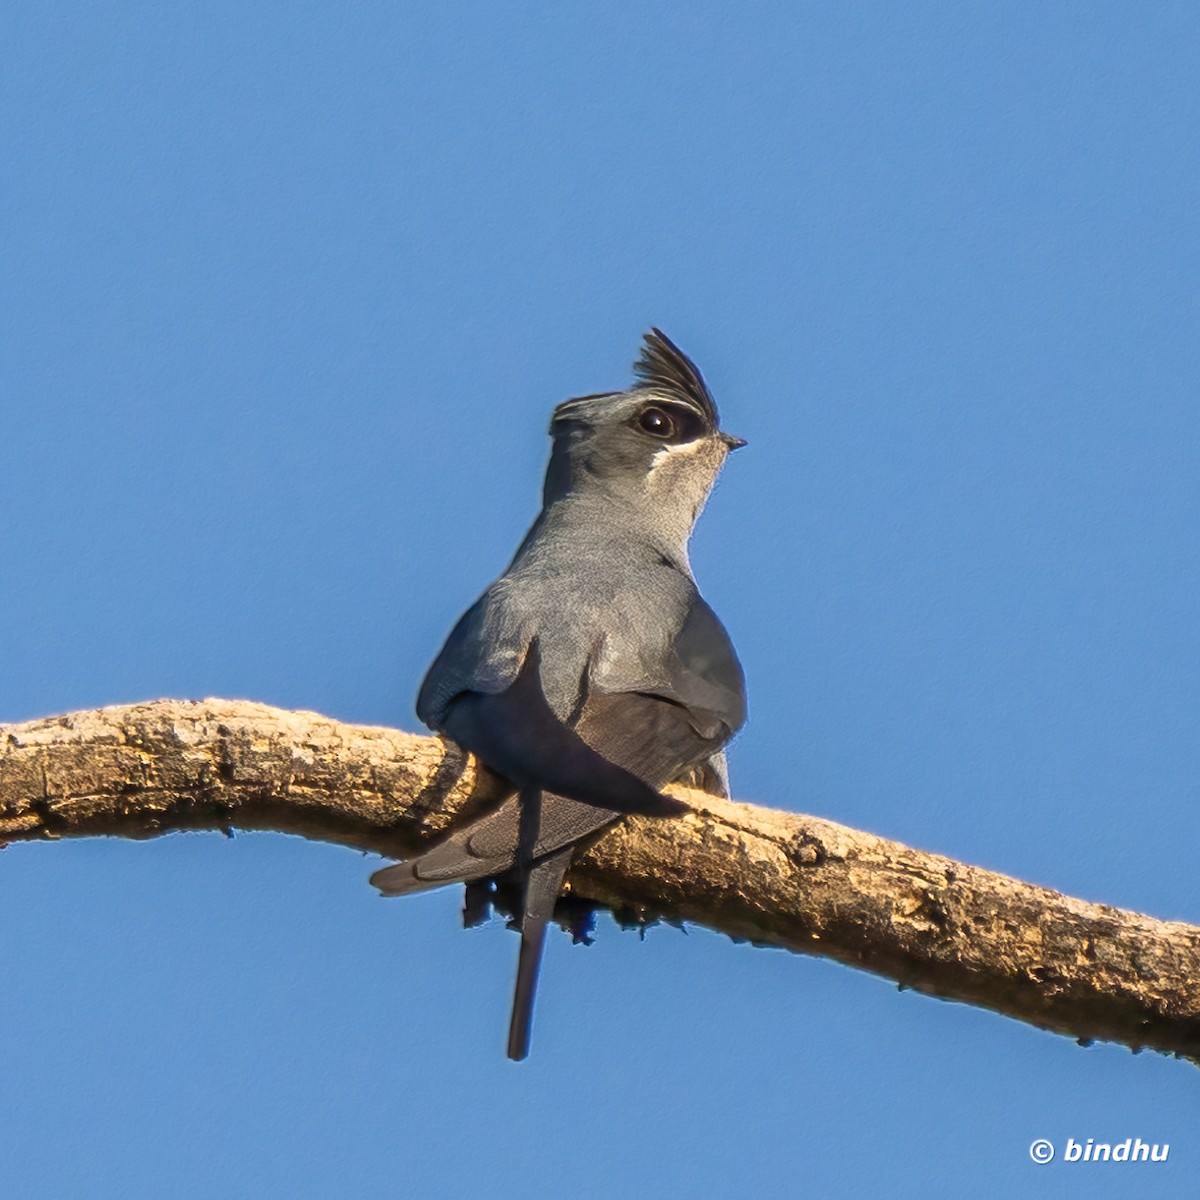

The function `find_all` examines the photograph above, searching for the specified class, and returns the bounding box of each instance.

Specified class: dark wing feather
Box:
[444,642,684,817]
[370,680,727,895]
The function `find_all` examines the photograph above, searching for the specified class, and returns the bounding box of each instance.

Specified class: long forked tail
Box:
[507,847,573,1061]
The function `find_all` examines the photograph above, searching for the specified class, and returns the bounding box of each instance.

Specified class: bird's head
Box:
[544,329,744,535]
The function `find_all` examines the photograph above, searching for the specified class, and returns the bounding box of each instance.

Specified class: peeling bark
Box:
[2,698,1198,1059]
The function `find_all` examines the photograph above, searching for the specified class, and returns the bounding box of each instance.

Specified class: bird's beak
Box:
[720,432,748,451]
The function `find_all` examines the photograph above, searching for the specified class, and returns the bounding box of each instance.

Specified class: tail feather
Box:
[507,915,548,1062]
[507,848,572,1061]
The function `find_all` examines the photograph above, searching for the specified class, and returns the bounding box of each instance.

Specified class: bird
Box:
[371,328,747,1060]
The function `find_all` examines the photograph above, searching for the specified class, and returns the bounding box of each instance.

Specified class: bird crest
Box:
[551,328,720,429]
[632,328,720,426]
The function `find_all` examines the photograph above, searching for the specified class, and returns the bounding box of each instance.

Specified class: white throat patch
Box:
[646,438,707,479]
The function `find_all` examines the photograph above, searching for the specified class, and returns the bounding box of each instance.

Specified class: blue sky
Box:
[2,4,1198,1196]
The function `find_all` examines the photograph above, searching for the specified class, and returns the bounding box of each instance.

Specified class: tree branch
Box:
[2,699,1197,1059]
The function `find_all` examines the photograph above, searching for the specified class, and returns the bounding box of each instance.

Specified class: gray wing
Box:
[662,593,747,737]
[371,663,728,895]
[430,641,685,819]
[380,573,745,895]
[415,584,531,730]
[590,589,746,740]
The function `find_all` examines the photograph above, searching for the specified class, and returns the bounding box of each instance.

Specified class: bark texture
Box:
[2,698,1197,1058]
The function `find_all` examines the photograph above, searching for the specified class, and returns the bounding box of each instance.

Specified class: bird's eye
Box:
[638,407,675,439]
